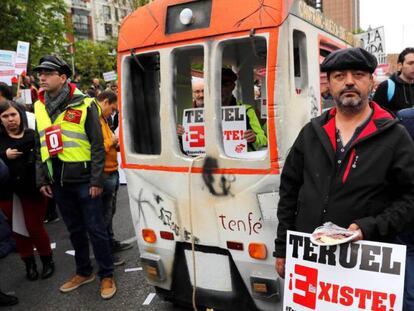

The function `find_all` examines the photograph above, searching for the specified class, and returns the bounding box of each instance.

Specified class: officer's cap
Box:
[33,55,72,78]
[320,47,377,74]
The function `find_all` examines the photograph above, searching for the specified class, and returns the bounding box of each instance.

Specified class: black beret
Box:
[33,55,72,78]
[320,47,377,74]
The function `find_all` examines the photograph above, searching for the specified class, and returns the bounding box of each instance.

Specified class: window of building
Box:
[172,46,204,157]
[219,36,268,159]
[122,52,161,155]
[103,5,111,20]
[115,8,119,22]
[293,30,308,94]
[73,14,89,36]
[104,23,113,37]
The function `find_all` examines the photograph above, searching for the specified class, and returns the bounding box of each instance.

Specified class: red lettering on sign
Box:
[292,264,318,310]
[187,125,205,147]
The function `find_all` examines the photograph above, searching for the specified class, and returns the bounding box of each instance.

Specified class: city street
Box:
[0,186,187,311]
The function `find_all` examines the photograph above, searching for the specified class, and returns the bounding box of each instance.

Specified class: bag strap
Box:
[387,79,395,102]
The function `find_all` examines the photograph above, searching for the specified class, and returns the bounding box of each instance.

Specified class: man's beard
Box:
[334,88,367,114]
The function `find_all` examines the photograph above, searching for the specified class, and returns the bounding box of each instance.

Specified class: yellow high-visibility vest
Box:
[34,97,96,164]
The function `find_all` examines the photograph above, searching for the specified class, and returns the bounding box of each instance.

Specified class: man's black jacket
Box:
[274,103,414,258]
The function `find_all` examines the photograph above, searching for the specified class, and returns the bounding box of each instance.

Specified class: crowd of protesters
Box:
[0,55,131,306]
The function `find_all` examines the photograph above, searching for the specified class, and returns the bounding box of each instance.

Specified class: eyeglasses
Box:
[36,71,60,78]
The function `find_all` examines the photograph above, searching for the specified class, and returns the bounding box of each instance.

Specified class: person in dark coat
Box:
[274,48,414,287]
[373,47,414,112]
[0,158,18,307]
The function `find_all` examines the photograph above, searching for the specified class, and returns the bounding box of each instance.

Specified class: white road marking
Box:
[65,250,75,256]
[142,293,156,305]
[124,267,143,272]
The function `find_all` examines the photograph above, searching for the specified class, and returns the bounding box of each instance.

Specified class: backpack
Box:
[387,79,396,102]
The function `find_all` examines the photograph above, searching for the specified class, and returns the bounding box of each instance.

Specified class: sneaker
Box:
[100,277,117,300]
[60,274,96,293]
[113,255,125,266]
[112,240,133,253]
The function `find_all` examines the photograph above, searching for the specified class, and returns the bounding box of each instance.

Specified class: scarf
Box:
[45,81,71,122]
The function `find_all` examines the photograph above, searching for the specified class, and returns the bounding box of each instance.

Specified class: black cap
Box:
[320,47,377,74]
[222,68,238,83]
[33,55,72,78]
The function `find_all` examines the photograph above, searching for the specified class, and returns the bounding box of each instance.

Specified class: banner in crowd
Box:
[15,41,30,75]
[0,50,16,85]
[283,231,406,311]
[103,70,117,82]
[355,26,387,65]
[182,106,248,156]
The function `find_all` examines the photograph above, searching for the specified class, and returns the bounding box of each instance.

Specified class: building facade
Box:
[65,0,134,43]
[321,0,360,32]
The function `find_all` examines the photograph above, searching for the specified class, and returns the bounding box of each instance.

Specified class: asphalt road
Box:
[0,186,189,311]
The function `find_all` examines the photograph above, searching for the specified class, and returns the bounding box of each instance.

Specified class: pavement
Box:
[0,186,188,311]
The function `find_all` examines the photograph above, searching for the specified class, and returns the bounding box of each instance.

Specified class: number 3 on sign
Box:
[45,125,64,156]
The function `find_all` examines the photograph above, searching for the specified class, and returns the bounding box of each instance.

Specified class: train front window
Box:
[122,52,161,155]
[219,36,268,159]
[172,45,205,157]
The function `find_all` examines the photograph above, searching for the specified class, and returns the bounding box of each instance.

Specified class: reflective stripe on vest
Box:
[34,98,95,163]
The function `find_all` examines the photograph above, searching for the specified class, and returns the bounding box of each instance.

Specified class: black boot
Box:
[40,255,55,279]
[23,256,39,281]
[0,290,18,306]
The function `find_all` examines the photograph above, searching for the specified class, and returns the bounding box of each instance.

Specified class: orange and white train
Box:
[117,1,352,310]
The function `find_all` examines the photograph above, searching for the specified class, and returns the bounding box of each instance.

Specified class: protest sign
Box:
[182,108,205,156]
[221,106,247,156]
[21,89,32,104]
[15,41,30,75]
[283,231,406,311]
[0,50,16,85]
[103,71,117,82]
[356,27,387,65]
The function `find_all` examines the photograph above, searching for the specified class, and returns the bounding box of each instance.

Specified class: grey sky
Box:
[360,0,414,54]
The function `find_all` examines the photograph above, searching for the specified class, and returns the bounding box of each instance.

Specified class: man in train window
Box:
[274,48,414,310]
[221,68,267,151]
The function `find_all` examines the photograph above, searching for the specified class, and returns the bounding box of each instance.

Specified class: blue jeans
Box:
[53,183,114,279]
[102,171,119,245]
[394,232,414,311]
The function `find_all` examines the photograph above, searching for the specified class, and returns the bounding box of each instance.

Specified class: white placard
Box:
[0,50,16,85]
[12,194,29,237]
[182,108,205,156]
[182,106,248,156]
[21,89,32,104]
[355,26,387,65]
[283,231,406,311]
[221,106,247,156]
[15,41,30,75]
[103,70,117,82]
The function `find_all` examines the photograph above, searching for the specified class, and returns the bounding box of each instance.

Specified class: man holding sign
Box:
[33,55,116,299]
[221,68,267,151]
[275,47,414,290]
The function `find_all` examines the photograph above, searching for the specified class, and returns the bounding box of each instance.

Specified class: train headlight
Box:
[179,8,194,25]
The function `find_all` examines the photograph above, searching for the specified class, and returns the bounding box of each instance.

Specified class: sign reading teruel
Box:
[284,231,406,311]
[182,106,247,156]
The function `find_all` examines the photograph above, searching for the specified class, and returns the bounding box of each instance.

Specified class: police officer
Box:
[33,56,116,299]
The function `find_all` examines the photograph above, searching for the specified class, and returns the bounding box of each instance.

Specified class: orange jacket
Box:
[100,116,118,173]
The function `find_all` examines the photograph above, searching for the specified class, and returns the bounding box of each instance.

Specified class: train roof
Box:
[118,0,353,52]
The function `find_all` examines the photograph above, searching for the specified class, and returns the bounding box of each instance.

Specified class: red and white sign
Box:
[45,125,64,156]
[182,108,205,156]
[0,50,16,85]
[182,106,248,156]
[15,41,30,75]
[284,231,406,311]
[221,106,247,156]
